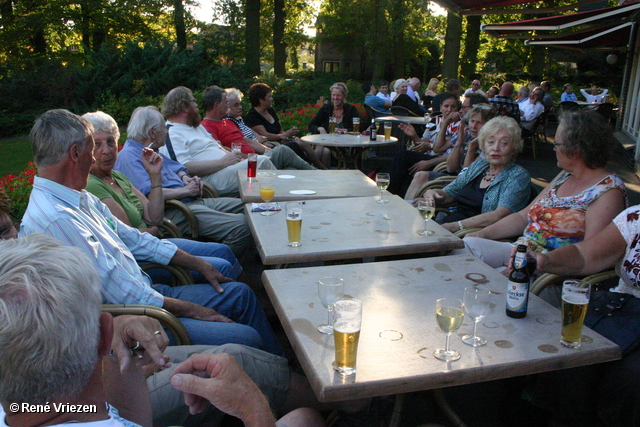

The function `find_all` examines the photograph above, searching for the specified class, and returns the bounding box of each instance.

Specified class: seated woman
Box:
[307,82,361,166]
[404,104,495,200]
[82,111,242,282]
[242,83,326,169]
[526,206,640,426]
[391,79,423,116]
[460,109,628,268]
[422,77,439,110]
[387,93,460,197]
[561,83,578,102]
[0,190,18,239]
[418,116,530,233]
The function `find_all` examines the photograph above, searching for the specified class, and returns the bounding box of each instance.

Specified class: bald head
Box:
[408,77,420,90]
[500,82,514,97]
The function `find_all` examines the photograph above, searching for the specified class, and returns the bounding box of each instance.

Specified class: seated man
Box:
[0,234,324,427]
[580,85,609,103]
[376,80,391,102]
[200,85,314,170]
[516,86,529,104]
[20,109,283,355]
[540,80,554,109]
[160,86,276,198]
[113,106,251,257]
[519,87,545,131]
[362,81,391,116]
[488,81,520,122]
[464,79,485,96]
[431,79,461,113]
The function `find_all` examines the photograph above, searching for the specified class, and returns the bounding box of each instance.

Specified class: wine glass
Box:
[417,200,435,236]
[434,298,464,361]
[259,184,276,216]
[376,173,390,204]
[461,286,491,346]
[317,277,344,334]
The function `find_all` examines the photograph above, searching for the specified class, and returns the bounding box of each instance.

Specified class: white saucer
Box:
[289,190,316,195]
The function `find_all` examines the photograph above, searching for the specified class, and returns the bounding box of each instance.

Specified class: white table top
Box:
[262,255,621,402]
[300,133,397,148]
[245,195,463,265]
[237,170,381,203]
[375,115,428,125]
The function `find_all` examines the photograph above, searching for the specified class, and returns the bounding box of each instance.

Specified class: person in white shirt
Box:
[580,86,609,103]
[376,80,391,102]
[519,87,545,131]
[464,80,485,96]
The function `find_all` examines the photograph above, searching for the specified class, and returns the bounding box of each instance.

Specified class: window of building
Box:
[323,61,340,73]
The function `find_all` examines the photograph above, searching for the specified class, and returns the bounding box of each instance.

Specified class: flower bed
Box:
[278,103,367,132]
[0,162,36,219]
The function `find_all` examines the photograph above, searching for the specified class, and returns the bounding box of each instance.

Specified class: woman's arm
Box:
[462,138,479,169]
[132,185,163,227]
[442,206,511,233]
[445,121,466,173]
[308,105,330,134]
[251,124,285,142]
[583,187,627,241]
[433,113,460,153]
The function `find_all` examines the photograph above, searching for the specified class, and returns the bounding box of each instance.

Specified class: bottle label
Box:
[507,280,529,312]
[513,251,526,270]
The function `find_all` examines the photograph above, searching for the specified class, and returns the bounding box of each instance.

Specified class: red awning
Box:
[524,22,633,49]
[482,3,640,36]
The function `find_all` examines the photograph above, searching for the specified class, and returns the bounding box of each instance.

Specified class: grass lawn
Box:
[0,137,32,176]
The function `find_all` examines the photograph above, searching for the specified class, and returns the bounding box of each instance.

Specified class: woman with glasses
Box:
[459,109,627,268]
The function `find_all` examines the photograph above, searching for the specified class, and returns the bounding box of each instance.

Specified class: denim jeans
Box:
[153,281,284,357]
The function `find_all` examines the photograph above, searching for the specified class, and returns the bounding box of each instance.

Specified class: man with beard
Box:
[160,87,276,198]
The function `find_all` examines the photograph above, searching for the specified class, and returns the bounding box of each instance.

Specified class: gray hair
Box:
[127,106,165,141]
[161,86,194,118]
[394,79,407,92]
[82,111,120,141]
[30,109,93,167]
[518,86,530,98]
[478,116,523,154]
[202,85,226,112]
[0,233,102,405]
[225,88,243,103]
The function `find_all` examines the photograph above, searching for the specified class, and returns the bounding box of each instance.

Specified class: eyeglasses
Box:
[553,142,565,147]
[0,221,19,238]
[472,104,494,111]
[230,102,242,108]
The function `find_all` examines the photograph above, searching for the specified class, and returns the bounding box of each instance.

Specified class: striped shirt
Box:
[19,177,175,307]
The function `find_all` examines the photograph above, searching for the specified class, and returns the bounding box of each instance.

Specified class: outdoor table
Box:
[262,255,621,402]
[300,133,397,169]
[244,194,463,266]
[236,169,380,203]
[375,115,428,125]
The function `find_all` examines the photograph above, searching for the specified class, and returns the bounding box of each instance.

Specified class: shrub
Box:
[0,162,36,219]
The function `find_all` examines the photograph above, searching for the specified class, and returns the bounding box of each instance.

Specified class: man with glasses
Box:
[464,79,485,96]
[200,86,314,170]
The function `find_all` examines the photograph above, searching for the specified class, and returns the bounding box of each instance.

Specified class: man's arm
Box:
[169,248,233,292]
[184,155,241,177]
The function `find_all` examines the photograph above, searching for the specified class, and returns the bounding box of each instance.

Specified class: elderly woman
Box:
[420,116,530,233]
[460,109,627,268]
[391,79,423,116]
[82,111,242,282]
[242,83,326,169]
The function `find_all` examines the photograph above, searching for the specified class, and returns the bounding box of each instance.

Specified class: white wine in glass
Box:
[433,298,464,361]
[376,173,390,204]
[317,277,345,334]
[418,200,435,236]
[461,286,491,346]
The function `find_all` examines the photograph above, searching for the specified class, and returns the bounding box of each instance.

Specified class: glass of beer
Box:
[417,200,435,236]
[353,117,360,134]
[259,184,276,216]
[317,277,344,334]
[561,280,591,349]
[329,116,337,134]
[433,297,464,361]
[384,121,392,140]
[247,153,258,183]
[285,202,302,247]
[375,172,390,204]
[333,298,362,376]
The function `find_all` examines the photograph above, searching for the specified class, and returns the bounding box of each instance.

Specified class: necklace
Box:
[483,170,498,182]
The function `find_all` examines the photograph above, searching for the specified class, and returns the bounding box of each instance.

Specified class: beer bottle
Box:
[506,245,530,318]
[369,119,377,141]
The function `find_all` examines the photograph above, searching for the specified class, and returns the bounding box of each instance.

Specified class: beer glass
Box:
[461,286,491,346]
[353,117,360,134]
[285,202,302,247]
[333,298,362,376]
[329,116,337,134]
[384,121,392,140]
[231,142,242,155]
[375,172,390,204]
[317,277,344,334]
[417,200,435,236]
[561,280,591,349]
[434,298,464,361]
[247,153,258,183]
[259,184,276,216]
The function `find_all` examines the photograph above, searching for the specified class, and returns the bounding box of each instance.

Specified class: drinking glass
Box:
[231,142,242,155]
[561,280,591,349]
[384,121,392,140]
[329,116,337,134]
[259,183,276,216]
[317,277,344,334]
[376,173,390,204]
[353,117,360,134]
[285,202,302,247]
[247,153,258,183]
[417,200,435,236]
[333,298,362,376]
[461,286,491,346]
[434,298,464,361]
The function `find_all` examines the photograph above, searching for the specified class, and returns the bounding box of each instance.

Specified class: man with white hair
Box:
[160,86,276,198]
[19,109,283,355]
[406,77,423,105]
[112,106,251,256]
[464,79,485,96]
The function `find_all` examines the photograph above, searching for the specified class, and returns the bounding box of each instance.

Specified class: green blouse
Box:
[86,171,148,229]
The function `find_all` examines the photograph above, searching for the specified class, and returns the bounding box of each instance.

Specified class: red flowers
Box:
[0,162,36,219]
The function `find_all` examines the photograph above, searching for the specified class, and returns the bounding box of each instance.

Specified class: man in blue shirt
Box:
[362,82,391,116]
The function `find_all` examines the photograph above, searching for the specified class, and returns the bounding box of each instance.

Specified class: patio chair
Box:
[164,181,220,239]
[596,103,616,124]
[390,105,420,117]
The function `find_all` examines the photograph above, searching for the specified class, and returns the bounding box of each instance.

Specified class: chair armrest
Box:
[165,199,199,239]
[140,263,193,288]
[159,218,182,238]
[202,182,220,198]
[583,270,618,285]
[102,304,191,345]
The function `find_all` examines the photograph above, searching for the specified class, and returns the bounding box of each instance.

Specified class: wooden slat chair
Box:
[390,105,420,117]
[163,182,221,240]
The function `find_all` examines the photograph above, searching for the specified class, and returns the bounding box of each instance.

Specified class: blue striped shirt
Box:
[19,177,175,307]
